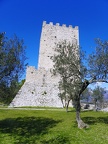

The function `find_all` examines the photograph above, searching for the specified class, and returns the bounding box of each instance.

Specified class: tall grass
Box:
[0,108,108,144]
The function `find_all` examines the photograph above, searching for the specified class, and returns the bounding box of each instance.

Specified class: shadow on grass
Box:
[82,116,108,125]
[0,117,61,143]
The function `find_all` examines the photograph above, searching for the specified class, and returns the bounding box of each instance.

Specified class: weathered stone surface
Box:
[10,81,62,107]
[9,21,79,107]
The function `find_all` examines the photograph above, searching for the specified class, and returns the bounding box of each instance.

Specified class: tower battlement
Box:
[43,21,78,29]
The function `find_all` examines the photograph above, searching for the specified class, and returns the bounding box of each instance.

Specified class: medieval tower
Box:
[9,21,79,107]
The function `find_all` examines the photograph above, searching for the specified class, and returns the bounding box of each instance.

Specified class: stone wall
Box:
[9,81,62,107]
[9,67,62,107]
[26,66,59,85]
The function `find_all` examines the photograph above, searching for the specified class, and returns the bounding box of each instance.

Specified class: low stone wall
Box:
[9,68,63,107]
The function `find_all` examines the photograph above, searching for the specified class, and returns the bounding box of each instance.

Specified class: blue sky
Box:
[0,0,108,88]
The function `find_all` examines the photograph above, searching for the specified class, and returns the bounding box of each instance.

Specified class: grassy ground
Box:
[0,108,108,144]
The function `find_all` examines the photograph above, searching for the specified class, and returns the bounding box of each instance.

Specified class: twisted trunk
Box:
[75,95,89,128]
[65,99,70,112]
[74,80,90,128]
[74,78,105,128]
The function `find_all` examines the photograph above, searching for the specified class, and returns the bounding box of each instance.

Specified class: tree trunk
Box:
[75,95,89,129]
[65,100,70,112]
[94,99,97,111]
[61,98,65,108]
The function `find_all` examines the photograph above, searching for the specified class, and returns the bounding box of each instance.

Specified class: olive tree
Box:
[52,39,108,128]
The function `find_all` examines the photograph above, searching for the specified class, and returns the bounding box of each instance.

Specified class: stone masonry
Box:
[9,21,79,107]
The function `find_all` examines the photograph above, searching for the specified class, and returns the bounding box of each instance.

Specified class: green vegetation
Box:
[0,109,108,144]
[0,33,27,104]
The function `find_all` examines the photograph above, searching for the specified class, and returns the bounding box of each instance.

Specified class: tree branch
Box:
[89,78,108,84]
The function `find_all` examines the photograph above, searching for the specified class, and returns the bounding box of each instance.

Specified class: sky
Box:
[0,0,108,88]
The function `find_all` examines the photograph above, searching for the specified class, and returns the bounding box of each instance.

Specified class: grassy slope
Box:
[0,109,108,144]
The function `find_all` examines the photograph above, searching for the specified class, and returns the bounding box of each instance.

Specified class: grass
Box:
[13,106,65,110]
[0,108,108,144]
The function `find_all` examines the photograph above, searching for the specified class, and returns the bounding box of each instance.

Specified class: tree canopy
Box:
[0,33,27,104]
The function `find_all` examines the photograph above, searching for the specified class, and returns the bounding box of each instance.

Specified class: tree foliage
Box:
[0,33,27,104]
[88,39,108,80]
[91,86,105,109]
[52,41,81,103]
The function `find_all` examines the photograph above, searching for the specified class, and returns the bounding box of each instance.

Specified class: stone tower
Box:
[9,21,79,107]
[38,21,79,70]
